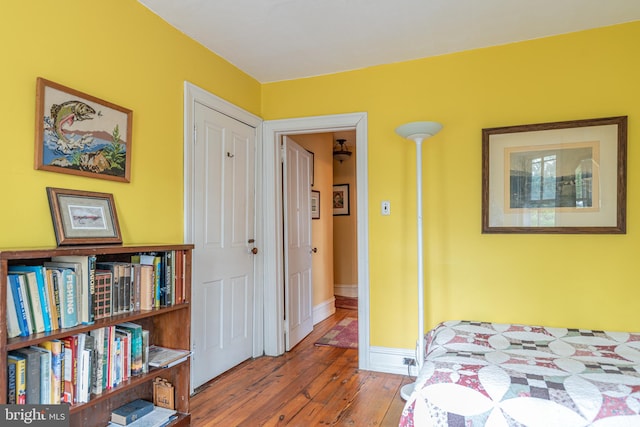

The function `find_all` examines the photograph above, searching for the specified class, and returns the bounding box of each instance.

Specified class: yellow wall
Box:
[0,1,260,247]
[263,21,640,348]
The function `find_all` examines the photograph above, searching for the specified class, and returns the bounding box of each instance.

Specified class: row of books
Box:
[5,251,187,339]
[6,322,150,405]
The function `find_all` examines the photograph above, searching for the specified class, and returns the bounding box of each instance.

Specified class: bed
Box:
[399,320,640,426]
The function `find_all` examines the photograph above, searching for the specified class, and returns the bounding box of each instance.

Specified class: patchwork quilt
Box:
[399,320,640,426]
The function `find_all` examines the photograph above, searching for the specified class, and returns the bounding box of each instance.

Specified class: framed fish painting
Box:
[35,77,132,182]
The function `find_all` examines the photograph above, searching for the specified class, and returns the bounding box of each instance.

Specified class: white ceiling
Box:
[138,0,640,83]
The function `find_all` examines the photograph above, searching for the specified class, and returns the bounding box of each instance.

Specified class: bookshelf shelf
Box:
[6,304,189,351]
[0,243,193,427]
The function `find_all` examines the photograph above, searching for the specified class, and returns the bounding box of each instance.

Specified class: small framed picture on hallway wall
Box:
[311,190,320,220]
[333,184,350,216]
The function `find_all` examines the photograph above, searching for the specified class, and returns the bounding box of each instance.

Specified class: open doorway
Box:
[262,113,371,370]
[286,131,358,323]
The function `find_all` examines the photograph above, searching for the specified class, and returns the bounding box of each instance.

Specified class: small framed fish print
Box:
[46,187,122,246]
[35,77,132,182]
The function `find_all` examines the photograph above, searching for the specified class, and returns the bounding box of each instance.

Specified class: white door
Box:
[191,101,256,388]
[283,136,314,350]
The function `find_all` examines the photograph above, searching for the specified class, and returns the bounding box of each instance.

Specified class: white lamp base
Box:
[400,382,416,401]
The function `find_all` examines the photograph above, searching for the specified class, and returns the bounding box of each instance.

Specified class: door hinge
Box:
[193,124,197,143]
[283,319,288,335]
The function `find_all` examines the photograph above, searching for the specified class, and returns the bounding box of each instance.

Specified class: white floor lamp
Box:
[395,121,443,401]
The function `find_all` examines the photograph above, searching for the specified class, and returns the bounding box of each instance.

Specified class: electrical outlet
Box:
[402,357,416,366]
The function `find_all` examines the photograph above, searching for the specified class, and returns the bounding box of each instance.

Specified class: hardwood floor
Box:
[190,308,411,426]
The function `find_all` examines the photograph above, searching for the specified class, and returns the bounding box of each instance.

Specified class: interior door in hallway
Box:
[283,136,314,351]
[191,101,256,389]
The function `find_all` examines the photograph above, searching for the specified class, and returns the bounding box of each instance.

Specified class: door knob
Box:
[251,247,258,255]
[311,247,318,253]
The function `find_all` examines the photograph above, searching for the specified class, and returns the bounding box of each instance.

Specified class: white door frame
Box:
[262,113,370,370]
[183,82,265,373]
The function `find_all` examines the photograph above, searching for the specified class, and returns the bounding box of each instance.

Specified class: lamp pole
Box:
[395,121,443,401]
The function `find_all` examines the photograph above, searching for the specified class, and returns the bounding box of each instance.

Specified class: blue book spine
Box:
[10,266,52,332]
[9,274,30,336]
[61,270,78,328]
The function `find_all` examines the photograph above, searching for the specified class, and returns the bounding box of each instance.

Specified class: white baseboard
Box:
[368,346,419,376]
[334,284,358,298]
[313,297,336,325]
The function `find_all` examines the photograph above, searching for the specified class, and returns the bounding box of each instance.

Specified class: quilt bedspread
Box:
[399,320,640,426]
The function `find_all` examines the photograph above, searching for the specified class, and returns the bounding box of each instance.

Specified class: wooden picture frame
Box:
[311,190,320,220]
[482,116,627,234]
[46,187,123,246]
[35,77,132,182]
[333,184,350,216]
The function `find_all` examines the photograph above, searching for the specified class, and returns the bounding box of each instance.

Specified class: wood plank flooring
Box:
[190,308,411,426]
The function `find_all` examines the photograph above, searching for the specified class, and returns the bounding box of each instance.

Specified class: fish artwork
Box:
[50,100,96,152]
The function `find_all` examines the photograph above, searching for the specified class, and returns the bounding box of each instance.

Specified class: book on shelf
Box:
[117,322,144,376]
[131,264,142,312]
[147,346,191,368]
[106,325,118,389]
[77,336,92,404]
[39,339,64,404]
[115,329,131,382]
[6,274,24,338]
[110,398,154,425]
[51,255,96,325]
[45,267,62,330]
[8,353,26,404]
[88,327,105,395]
[44,263,79,329]
[75,333,88,403]
[142,329,150,374]
[162,251,173,307]
[10,347,41,404]
[138,264,154,311]
[94,270,113,320]
[30,345,52,404]
[174,250,185,305]
[114,334,122,386]
[9,273,33,336]
[107,405,177,427]
[61,335,78,404]
[7,356,16,404]
[8,269,45,333]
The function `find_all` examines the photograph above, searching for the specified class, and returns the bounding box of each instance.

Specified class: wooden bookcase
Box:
[0,244,193,427]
